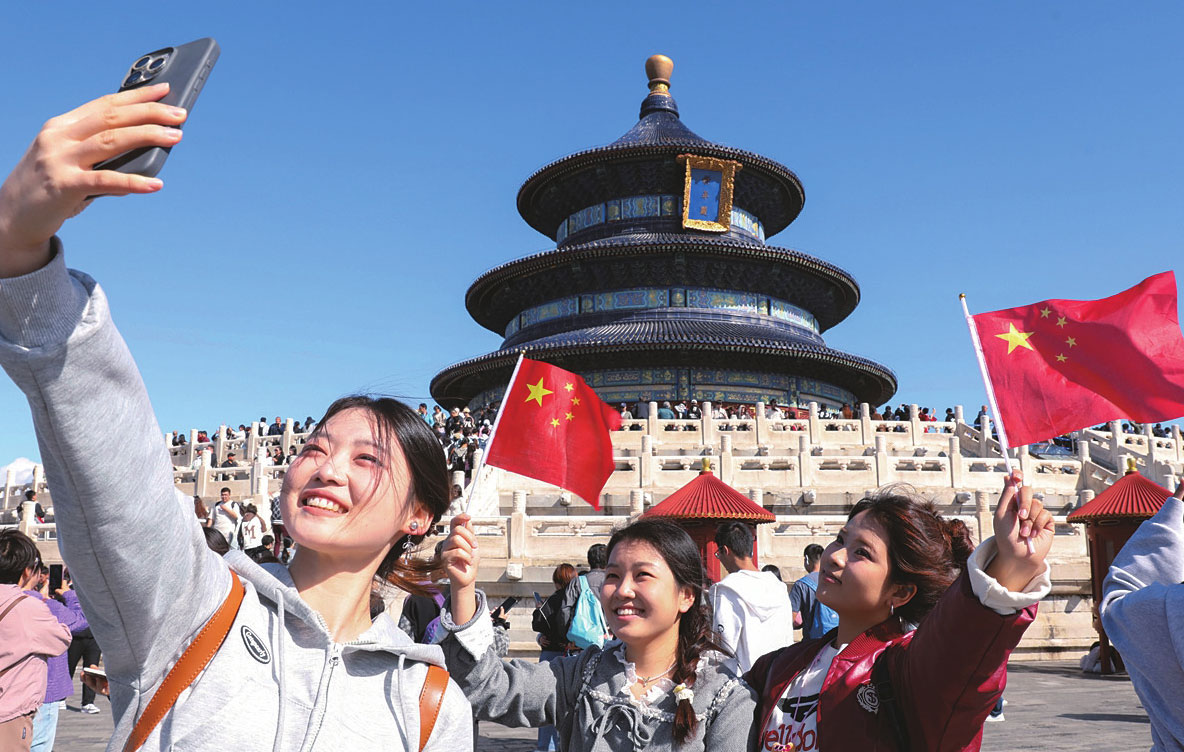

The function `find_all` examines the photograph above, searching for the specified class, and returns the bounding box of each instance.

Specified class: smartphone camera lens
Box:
[133,56,152,70]
[124,71,143,87]
[148,56,166,71]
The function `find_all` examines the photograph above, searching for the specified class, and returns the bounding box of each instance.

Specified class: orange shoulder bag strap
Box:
[123,570,246,752]
[417,664,450,752]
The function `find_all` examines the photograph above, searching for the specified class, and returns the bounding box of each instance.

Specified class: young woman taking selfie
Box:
[0,85,471,750]
[440,516,757,750]
[746,472,1053,751]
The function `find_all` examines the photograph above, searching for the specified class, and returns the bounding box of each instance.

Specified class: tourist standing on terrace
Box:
[1100,479,1184,749]
[0,85,471,750]
[440,516,757,750]
[710,522,794,674]
[747,472,1052,751]
[789,544,839,642]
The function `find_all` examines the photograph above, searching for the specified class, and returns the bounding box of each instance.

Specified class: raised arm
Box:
[0,86,230,688]
[891,471,1053,749]
[439,514,584,727]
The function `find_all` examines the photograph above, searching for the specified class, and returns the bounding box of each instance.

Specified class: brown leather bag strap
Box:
[123,570,245,752]
[417,664,449,752]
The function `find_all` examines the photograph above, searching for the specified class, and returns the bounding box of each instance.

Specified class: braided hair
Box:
[607,518,732,745]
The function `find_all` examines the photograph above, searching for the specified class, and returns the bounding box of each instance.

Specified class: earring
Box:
[890,604,895,616]
[410,521,419,533]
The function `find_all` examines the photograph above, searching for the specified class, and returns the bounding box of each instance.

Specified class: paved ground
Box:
[54,660,1149,750]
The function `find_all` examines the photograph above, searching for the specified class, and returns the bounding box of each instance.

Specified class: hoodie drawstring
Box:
[272,590,287,752]
[393,653,410,750]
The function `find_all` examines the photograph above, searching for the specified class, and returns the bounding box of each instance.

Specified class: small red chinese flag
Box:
[972,271,1184,446]
[484,358,622,509]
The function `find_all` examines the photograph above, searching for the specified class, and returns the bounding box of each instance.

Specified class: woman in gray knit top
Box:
[439,516,758,750]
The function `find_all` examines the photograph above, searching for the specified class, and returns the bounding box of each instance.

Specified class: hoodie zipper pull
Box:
[329,643,342,668]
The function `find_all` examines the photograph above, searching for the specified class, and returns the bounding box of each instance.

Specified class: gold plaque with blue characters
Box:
[678,154,742,232]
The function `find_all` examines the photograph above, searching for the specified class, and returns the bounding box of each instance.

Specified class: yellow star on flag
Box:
[550,418,560,427]
[572,397,581,406]
[1056,353,1067,363]
[1056,316,1067,328]
[1065,336,1077,348]
[1040,307,1051,318]
[565,412,574,421]
[564,383,574,392]
[995,323,1035,354]
[525,379,553,406]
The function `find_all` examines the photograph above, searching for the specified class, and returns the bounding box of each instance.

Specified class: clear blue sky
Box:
[2,2,1182,465]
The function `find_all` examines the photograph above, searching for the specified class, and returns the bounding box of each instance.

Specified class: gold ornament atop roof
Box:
[646,54,674,94]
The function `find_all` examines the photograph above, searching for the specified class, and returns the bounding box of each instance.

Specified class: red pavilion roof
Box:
[644,468,775,523]
[1067,471,1171,523]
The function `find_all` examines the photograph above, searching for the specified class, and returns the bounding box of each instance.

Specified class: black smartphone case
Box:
[94,37,220,178]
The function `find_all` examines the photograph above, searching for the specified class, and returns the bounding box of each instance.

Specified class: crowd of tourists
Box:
[5,81,1184,752]
[169,415,318,447]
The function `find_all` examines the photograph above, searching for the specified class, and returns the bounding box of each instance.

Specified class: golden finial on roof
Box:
[646,54,674,94]
[1125,456,1138,475]
[700,457,713,474]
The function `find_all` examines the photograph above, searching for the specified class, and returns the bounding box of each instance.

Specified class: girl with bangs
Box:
[0,85,473,750]
[439,515,758,750]
[747,473,1054,751]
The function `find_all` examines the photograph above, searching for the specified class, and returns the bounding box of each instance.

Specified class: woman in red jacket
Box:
[746,471,1053,751]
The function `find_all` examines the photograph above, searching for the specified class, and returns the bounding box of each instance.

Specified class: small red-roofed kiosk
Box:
[1067,459,1172,674]
[643,460,776,583]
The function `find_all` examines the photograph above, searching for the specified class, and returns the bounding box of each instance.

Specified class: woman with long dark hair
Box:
[747,473,1053,751]
[0,85,471,750]
[440,516,757,750]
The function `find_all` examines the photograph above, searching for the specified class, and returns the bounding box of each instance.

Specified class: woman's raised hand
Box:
[0,83,187,278]
[989,470,1055,591]
[443,513,479,624]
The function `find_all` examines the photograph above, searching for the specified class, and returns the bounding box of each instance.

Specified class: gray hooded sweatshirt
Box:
[1100,494,1184,750]
[0,244,473,751]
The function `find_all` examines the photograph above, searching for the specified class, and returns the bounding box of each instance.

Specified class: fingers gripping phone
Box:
[93,37,220,178]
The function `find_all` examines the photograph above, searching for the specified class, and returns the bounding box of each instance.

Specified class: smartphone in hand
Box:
[93,37,220,178]
[497,596,519,613]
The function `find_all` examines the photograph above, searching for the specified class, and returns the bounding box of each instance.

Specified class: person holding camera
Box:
[0,84,471,750]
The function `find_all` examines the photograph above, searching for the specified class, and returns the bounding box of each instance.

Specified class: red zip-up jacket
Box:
[745,572,1036,751]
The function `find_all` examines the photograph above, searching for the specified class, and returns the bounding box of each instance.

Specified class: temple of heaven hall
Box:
[431,55,896,411]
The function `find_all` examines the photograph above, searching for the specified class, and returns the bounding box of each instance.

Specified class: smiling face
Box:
[279,407,424,567]
[600,540,695,648]
[816,511,908,624]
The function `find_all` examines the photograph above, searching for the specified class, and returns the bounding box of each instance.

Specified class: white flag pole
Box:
[463,351,526,516]
[961,293,1034,553]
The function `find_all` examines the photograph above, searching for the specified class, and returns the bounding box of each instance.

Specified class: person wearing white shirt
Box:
[710,521,794,674]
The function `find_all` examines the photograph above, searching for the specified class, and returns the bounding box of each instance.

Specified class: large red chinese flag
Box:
[484,358,622,509]
[972,271,1184,446]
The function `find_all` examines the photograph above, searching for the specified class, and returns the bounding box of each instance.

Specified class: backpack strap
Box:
[123,570,245,752]
[417,664,449,752]
[870,650,910,752]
